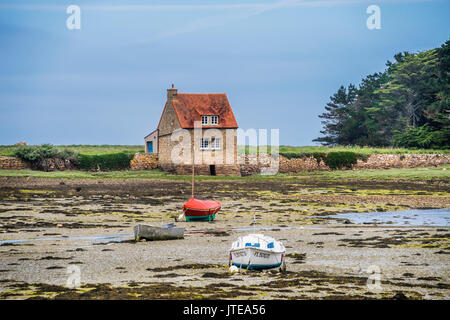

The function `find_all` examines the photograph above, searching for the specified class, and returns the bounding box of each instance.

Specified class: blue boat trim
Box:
[231,262,282,270]
[245,243,260,247]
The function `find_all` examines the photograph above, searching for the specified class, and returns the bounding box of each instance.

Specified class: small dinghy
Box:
[229,234,286,270]
[181,152,221,222]
[183,197,221,222]
[134,224,184,241]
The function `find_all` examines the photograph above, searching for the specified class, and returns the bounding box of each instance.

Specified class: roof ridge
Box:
[177,93,226,95]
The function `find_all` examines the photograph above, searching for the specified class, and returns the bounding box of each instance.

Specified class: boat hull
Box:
[134,224,184,241]
[183,206,221,222]
[230,248,284,270]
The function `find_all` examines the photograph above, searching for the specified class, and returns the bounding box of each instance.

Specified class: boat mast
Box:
[191,143,194,198]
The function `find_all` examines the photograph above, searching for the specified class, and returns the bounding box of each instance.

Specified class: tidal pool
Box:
[328,208,450,227]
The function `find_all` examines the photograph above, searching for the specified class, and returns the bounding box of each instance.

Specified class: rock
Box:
[392,292,408,300]
[130,153,158,170]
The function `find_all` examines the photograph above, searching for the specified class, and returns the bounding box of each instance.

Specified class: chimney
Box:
[167,83,178,99]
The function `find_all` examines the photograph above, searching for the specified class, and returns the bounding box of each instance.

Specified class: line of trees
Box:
[314,40,449,149]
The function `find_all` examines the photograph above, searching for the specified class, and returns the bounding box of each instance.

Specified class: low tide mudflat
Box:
[0,175,449,299]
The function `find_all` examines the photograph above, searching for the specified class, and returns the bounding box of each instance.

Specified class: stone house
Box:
[144,85,240,176]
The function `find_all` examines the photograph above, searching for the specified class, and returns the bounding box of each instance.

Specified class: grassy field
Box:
[1,144,448,157]
[0,165,448,181]
[240,145,450,155]
[0,145,145,156]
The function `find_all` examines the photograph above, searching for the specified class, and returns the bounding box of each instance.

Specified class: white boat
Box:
[229,234,286,270]
[134,224,184,241]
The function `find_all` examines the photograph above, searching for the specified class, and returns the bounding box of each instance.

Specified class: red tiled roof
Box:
[171,93,238,129]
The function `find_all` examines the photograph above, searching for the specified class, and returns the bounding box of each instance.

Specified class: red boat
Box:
[183,197,221,222]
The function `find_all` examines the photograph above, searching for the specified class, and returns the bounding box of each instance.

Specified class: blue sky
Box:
[0,0,449,146]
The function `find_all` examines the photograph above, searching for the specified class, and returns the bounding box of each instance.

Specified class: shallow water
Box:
[0,234,133,246]
[0,225,323,246]
[327,208,450,227]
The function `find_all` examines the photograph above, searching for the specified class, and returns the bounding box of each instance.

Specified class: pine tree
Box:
[313,85,356,145]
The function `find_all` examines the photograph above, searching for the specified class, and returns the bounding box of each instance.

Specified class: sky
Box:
[0,0,449,146]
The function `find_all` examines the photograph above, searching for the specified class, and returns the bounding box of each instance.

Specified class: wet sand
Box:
[0,176,449,299]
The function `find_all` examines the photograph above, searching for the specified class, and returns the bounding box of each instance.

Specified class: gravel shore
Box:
[0,177,449,299]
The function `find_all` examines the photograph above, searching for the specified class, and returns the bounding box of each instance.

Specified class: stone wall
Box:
[0,156,77,171]
[39,159,77,171]
[238,153,450,175]
[130,153,158,170]
[2,153,448,175]
[353,153,449,169]
[0,156,30,170]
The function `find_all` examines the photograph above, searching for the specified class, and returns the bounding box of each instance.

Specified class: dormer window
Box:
[201,115,219,125]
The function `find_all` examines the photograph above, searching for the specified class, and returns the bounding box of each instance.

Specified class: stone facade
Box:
[146,86,239,176]
[159,128,240,176]
[159,128,237,163]
[144,130,158,154]
[159,163,241,176]
[157,100,182,163]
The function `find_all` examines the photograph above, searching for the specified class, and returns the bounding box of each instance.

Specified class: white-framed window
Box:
[211,137,221,150]
[200,138,221,150]
[201,115,219,125]
[200,138,209,150]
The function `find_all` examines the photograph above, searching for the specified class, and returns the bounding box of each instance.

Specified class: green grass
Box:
[0,165,448,181]
[0,145,144,156]
[303,165,450,181]
[1,144,448,157]
[239,145,450,155]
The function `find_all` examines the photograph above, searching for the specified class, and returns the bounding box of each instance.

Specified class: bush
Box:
[323,151,359,169]
[13,144,59,162]
[78,152,135,171]
[279,152,310,159]
[58,149,80,166]
[13,144,80,170]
